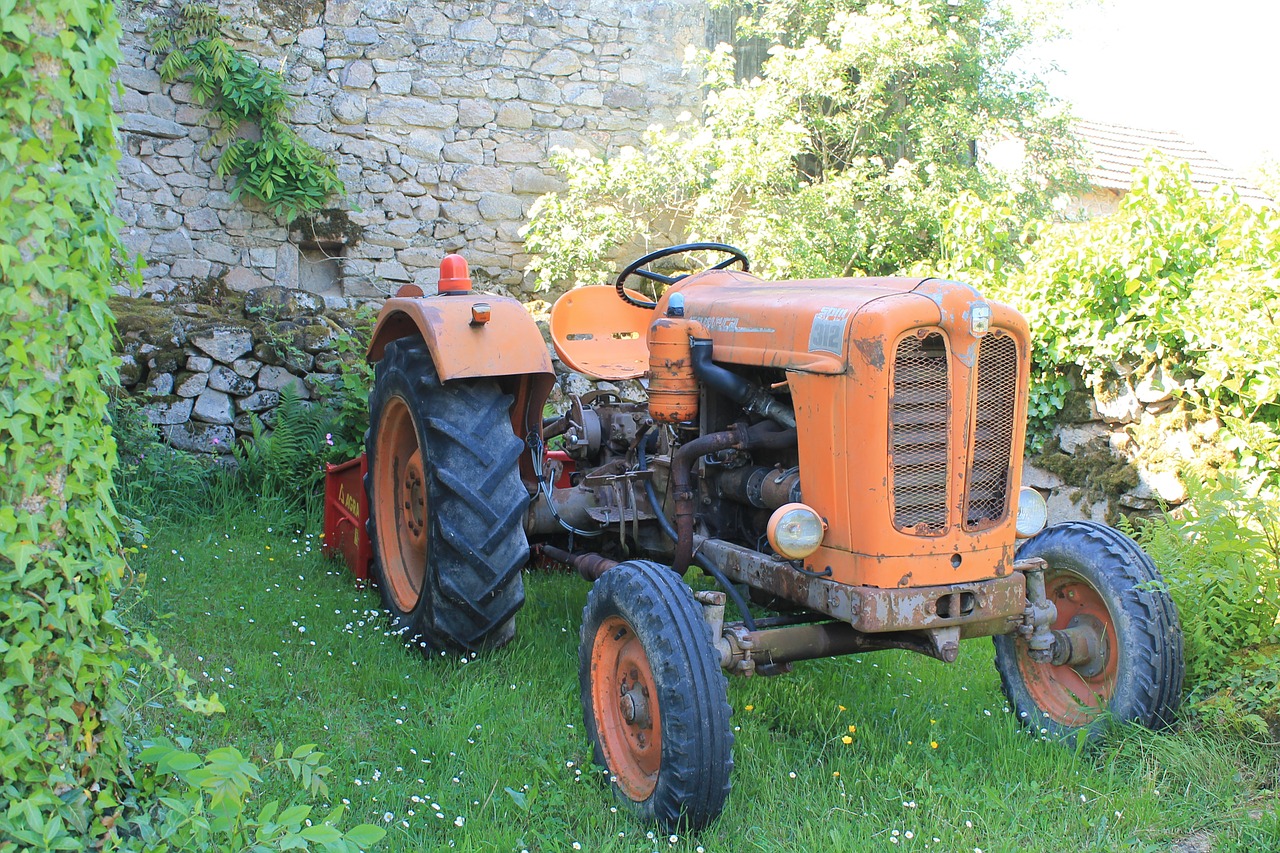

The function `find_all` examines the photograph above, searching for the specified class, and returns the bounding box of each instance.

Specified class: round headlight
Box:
[1015,487,1048,539]
[767,503,827,560]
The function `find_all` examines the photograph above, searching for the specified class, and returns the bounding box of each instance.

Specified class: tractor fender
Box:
[367,293,553,380]
[366,294,555,486]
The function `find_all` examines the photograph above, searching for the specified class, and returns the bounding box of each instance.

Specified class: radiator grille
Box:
[965,333,1019,529]
[890,332,950,534]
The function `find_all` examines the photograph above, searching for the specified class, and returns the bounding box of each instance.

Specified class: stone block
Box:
[192,388,236,424]
[232,358,263,378]
[163,421,236,454]
[151,230,194,257]
[458,99,496,127]
[192,326,254,364]
[186,355,214,373]
[344,27,378,45]
[257,365,311,398]
[208,364,256,396]
[453,166,512,193]
[169,258,212,280]
[532,49,582,76]
[496,101,534,129]
[175,371,209,397]
[1021,461,1064,490]
[404,130,445,159]
[184,208,220,231]
[495,141,543,164]
[342,60,375,89]
[378,72,412,95]
[443,140,485,165]
[454,17,498,41]
[224,267,273,293]
[511,167,562,194]
[143,396,194,425]
[121,113,185,139]
[237,390,281,413]
[517,77,562,105]
[331,93,367,124]
[366,97,457,128]
[118,354,142,386]
[146,372,175,396]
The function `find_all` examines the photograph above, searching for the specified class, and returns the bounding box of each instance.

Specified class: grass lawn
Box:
[126,506,1279,852]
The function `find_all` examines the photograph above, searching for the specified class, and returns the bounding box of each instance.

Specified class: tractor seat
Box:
[548,285,653,381]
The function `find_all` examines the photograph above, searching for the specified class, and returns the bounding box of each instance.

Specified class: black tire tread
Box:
[579,561,733,830]
[994,520,1184,740]
[365,337,528,652]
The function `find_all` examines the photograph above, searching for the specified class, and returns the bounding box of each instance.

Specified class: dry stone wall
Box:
[114,0,710,302]
[115,285,362,454]
[1022,365,1217,525]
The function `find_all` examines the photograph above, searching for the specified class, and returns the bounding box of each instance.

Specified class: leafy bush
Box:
[114,740,384,851]
[1130,474,1280,685]
[148,2,344,220]
[110,394,229,530]
[234,386,336,513]
[523,0,1079,290]
[1128,473,1280,736]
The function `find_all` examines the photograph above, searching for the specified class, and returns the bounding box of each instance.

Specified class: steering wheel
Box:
[614,242,750,309]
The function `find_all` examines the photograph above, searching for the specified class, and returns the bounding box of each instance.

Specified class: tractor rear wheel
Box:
[993,521,1183,741]
[579,561,733,830]
[365,337,528,652]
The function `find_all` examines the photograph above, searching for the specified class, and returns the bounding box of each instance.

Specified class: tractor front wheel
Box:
[994,521,1184,741]
[579,561,733,830]
[365,337,528,653]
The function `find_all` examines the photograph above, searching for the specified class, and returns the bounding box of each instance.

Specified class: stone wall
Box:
[1023,364,1218,525]
[114,0,711,302]
[115,285,364,453]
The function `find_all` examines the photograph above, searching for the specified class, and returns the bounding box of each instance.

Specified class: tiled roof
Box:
[1075,120,1272,203]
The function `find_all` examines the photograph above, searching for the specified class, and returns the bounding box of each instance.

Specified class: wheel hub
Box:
[402,449,426,540]
[618,674,651,728]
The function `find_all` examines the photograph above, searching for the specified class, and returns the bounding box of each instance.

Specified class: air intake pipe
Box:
[689,337,796,428]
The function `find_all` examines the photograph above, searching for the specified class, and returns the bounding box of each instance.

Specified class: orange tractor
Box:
[362,245,1183,829]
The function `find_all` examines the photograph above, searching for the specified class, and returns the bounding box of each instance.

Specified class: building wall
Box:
[114,0,710,302]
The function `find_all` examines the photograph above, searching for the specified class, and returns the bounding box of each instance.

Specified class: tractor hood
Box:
[657,270,1009,375]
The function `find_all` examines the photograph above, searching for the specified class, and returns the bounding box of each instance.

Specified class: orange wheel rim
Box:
[373,395,427,612]
[591,615,661,801]
[1018,571,1117,726]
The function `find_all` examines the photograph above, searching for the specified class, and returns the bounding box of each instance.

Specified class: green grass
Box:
[125,507,1280,852]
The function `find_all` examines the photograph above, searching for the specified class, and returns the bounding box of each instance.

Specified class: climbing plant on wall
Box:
[0,1,382,848]
[0,0,146,841]
[148,2,344,220]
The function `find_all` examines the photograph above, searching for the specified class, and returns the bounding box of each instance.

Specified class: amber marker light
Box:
[438,253,472,294]
[767,502,827,560]
[470,303,492,325]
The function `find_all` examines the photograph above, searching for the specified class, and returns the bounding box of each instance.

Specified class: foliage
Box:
[524,0,1079,289]
[110,393,230,530]
[1128,474,1280,687]
[311,306,376,464]
[234,385,336,513]
[148,2,344,220]
[118,739,384,851]
[0,0,157,843]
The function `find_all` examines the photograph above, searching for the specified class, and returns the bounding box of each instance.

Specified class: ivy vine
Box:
[148,2,344,220]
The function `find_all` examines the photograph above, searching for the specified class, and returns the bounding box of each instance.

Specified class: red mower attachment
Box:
[322,455,372,581]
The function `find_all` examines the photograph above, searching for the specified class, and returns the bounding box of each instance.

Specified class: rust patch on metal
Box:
[854,336,886,370]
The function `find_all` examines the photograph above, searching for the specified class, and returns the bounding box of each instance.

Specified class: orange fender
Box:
[367,291,555,486]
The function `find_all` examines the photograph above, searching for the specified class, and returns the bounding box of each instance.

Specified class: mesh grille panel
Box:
[965,334,1019,529]
[891,333,950,534]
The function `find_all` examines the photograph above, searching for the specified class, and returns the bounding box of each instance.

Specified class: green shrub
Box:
[117,740,384,851]
[234,386,336,513]
[1128,474,1280,705]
